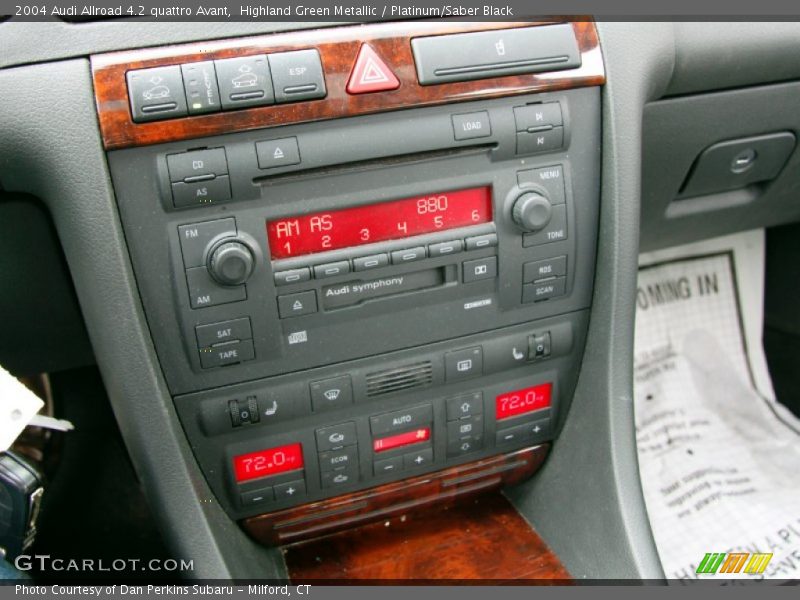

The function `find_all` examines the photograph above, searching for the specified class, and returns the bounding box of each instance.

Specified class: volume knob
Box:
[208,241,254,286]
[512,192,552,232]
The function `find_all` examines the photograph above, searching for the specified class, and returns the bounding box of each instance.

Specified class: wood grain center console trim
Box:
[242,444,549,546]
[92,20,604,150]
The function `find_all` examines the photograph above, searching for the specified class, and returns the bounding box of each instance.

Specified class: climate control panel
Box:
[175,312,586,519]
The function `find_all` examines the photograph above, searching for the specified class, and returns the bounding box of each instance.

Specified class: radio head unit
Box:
[107,86,600,522]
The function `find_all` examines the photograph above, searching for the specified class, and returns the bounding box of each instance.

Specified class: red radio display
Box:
[372,427,431,453]
[495,383,552,421]
[266,186,492,259]
[232,443,304,483]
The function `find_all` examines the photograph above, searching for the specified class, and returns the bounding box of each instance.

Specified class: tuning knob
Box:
[512,191,552,232]
[208,240,254,286]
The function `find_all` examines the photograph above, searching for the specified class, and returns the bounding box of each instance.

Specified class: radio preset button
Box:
[391,246,426,264]
[314,261,350,279]
[370,404,433,436]
[522,277,566,303]
[452,111,492,141]
[353,253,389,271]
[445,346,483,381]
[316,422,357,452]
[186,266,246,308]
[277,290,318,318]
[310,375,353,412]
[178,218,236,268]
[523,256,567,283]
[463,256,497,283]
[199,339,255,369]
[256,137,301,169]
[464,233,498,251]
[274,267,311,286]
[196,317,252,348]
[428,240,463,257]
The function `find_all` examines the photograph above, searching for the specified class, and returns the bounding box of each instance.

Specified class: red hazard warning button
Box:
[346,44,400,94]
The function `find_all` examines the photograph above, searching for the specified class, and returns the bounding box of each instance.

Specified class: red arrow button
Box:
[346,44,400,94]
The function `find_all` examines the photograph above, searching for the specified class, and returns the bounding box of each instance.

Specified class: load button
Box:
[452,111,492,141]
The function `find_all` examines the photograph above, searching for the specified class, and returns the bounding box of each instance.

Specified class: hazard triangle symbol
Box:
[346,44,400,94]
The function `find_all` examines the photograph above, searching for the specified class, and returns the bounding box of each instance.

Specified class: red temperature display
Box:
[495,383,552,421]
[372,427,431,453]
[266,186,492,259]
[232,443,304,483]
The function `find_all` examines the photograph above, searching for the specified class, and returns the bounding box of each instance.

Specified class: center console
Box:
[96,20,603,532]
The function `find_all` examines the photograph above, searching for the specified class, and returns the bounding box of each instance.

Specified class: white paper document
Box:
[634,230,800,581]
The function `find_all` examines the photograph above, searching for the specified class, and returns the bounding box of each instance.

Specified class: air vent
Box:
[366,361,433,398]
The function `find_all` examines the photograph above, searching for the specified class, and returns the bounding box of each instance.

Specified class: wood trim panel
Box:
[282,492,570,582]
[92,20,604,150]
[242,444,549,547]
